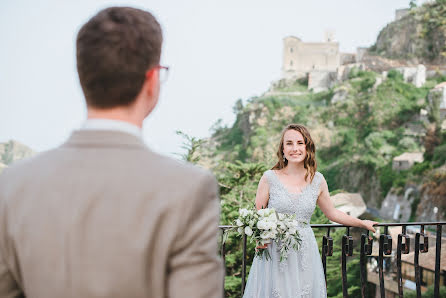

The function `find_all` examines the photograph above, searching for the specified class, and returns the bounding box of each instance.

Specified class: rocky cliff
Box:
[370,0,446,66]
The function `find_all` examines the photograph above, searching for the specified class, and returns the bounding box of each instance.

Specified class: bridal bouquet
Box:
[226,207,302,262]
[274,212,303,262]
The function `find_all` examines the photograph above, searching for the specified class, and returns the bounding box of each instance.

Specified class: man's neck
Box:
[87,107,143,128]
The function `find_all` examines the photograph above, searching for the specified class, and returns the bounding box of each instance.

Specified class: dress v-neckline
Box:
[271,170,312,196]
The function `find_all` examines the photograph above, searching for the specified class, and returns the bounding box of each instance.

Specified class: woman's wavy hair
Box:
[272,124,317,182]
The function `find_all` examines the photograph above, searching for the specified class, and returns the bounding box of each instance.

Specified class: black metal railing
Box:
[219,221,446,298]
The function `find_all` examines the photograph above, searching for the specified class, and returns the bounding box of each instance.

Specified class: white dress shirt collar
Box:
[81,119,142,139]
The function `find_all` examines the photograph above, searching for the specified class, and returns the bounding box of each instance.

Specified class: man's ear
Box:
[144,68,158,97]
[141,67,160,116]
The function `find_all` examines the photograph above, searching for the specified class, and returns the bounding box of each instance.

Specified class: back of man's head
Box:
[76,7,162,109]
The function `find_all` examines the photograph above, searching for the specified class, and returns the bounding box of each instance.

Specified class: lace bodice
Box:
[265,170,323,224]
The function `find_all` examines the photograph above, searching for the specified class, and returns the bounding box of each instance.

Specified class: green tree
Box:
[175,130,204,163]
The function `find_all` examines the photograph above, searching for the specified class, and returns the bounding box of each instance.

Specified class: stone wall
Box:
[337,63,366,81]
[360,53,408,72]
[356,47,368,62]
[396,64,426,87]
[426,69,446,79]
[428,84,446,120]
[340,53,356,65]
[432,85,446,109]
[308,70,337,92]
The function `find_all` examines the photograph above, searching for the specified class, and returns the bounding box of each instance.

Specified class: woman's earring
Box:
[283,156,286,163]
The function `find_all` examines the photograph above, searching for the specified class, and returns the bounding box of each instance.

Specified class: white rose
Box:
[236,219,243,227]
[245,226,253,236]
[239,208,249,217]
[287,220,297,228]
[265,222,273,230]
[237,227,243,234]
[257,220,266,230]
[268,231,276,239]
[260,232,269,239]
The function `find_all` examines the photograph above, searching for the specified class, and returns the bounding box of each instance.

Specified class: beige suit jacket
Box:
[0,130,223,298]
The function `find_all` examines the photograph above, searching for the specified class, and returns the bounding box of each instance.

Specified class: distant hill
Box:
[0,140,35,173]
[370,0,446,66]
[195,66,446,221]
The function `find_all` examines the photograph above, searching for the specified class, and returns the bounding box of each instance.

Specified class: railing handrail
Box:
[219,221,446,229]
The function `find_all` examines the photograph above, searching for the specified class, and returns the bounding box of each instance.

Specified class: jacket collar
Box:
[62,130,147,149]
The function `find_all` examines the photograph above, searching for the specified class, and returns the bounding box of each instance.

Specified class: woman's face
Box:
[283,129,307,164]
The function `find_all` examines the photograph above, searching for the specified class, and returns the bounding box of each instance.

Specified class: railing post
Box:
[220,230,226,297]
[322,228,327,285]
[322,227,333,286]
[342,226,352,298]
[378,225,388,298]
[434,224,442,298]
[397,225,409,297]
[360,230,372,297]
[414,225,423,298]
[241,233,247,295]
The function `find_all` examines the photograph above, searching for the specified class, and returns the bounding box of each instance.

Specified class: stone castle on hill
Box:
[280,32,372,92]
[281,34,341,79]
[281,8,413,81]
[276,8,433,93]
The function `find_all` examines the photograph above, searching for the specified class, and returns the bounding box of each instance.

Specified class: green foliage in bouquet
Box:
[224,207,303,262]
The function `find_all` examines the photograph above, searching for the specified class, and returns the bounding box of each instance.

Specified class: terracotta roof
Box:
[330,193,366,219]
[434,82,446,89]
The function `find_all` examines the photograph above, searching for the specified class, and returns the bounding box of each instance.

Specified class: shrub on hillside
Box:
[433,144,446,165]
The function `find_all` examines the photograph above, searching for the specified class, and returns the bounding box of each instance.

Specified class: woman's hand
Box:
[362,220,379,233]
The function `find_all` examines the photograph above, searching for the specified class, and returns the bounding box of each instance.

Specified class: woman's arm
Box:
[255,174,270,249]
[317,177,378,233]
[255,174,269,210]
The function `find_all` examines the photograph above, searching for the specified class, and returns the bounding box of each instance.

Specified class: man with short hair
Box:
[0,7,223,298]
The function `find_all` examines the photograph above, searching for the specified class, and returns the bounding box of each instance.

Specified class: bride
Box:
[242,124,377,298]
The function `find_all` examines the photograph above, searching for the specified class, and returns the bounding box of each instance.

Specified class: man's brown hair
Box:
[76,7,162,109]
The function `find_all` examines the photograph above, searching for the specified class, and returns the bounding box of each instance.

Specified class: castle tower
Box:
[282,36,303,79]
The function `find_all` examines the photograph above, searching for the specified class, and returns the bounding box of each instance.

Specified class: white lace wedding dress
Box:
[242,170,327,298]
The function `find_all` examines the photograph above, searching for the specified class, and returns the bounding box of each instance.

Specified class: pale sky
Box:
[0,0,422,157]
